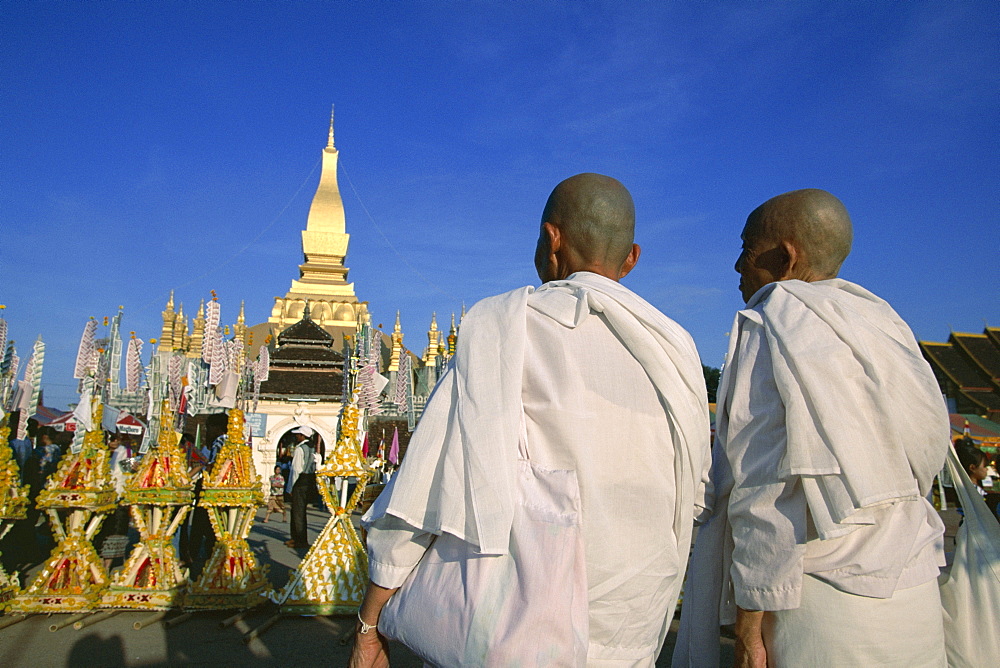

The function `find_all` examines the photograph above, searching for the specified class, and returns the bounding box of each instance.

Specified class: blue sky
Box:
[2,1,997,410]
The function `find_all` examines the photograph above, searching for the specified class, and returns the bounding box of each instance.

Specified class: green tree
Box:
[702,364,720,403]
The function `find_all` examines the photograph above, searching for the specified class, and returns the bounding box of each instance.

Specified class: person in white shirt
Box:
[674,189,948,668]
[350,173,711,667]
[286,426,317,549]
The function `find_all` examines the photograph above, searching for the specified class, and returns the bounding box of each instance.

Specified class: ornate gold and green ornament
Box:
[0,414,30,608]
[101,400,194,610]
[185,408,271,610]
[10,402,116,614]
[272,401,371,615]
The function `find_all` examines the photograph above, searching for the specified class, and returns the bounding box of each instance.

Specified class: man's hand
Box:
[734,607,768,668]
[348,625,390,668]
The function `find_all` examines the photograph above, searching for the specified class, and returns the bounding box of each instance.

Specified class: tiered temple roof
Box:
[257,306,344,402]
[920,326,1000,421]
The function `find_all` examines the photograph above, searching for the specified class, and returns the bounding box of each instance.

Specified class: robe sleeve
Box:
[366,515,435,588]
[725,319,807,611]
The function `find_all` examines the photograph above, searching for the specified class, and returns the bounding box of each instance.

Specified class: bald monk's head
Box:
[534,173,641,283]
[735,188,853,302]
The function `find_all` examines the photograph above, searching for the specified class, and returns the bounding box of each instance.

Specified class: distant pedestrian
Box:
[35,427,62,479]
[264,466,287,523]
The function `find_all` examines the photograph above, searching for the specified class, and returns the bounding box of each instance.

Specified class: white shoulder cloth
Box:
[744,279,949,539]
[366,272,710,555]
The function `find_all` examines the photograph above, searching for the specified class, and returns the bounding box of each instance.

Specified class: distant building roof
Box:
[277,316,335,347]
[920,326,1000,421]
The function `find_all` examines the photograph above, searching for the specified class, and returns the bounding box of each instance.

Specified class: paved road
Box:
[0,506,959,666]
[0,506,425,667]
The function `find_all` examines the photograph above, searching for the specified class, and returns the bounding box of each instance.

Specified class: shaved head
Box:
[535,173,639,283]
[746,189,853,277]
[735,189,853,302]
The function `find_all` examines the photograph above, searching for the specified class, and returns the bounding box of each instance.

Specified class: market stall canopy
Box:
[47,411,78,432]
[950,413,1000,452]
[115,412,146,435]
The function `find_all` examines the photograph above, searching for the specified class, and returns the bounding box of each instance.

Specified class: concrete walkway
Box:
[0,506,424,667]
[3,504,959,666]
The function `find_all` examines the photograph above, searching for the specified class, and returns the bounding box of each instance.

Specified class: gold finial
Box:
[394,310,402,332]
[166,290,175,311]
[430,313,438,332]
[197,299,205,318]
[238,300,245,325]
[327,104,335,150]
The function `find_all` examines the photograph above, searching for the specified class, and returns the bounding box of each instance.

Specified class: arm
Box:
[725,321,807,665]
[734,608,768,668]
[349,583,398,668]
[349,514,435,667]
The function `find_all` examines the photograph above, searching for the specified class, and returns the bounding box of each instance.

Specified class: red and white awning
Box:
[115,412,146,435]
[47,412,79,432]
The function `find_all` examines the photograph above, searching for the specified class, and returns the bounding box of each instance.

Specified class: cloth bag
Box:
[378,414,589,667]
[939,443,1000,668]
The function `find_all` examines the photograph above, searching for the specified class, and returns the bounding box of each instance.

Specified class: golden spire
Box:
[388,311,404,372]
[424,313,442,365]
[233,300,247,356]
[160,292,176,353]
[173,304,185,352]
[188,299,206,359]
[327,104,335,150]
[447,312,458,357]
[177,305,190,353]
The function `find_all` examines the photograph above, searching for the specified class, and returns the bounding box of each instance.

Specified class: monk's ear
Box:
[618,243,641,279]
[543,221,561,253]
[776,239,799,280]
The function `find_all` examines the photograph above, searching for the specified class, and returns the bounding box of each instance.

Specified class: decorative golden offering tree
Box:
[101,400,194,610]
[0,414,30,608]
[273,401,370,615]
[10,403,117,614]
[185,408,271,609]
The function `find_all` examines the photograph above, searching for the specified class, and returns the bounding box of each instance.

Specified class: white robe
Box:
[673,279,948,667]
[365,272,711,664]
